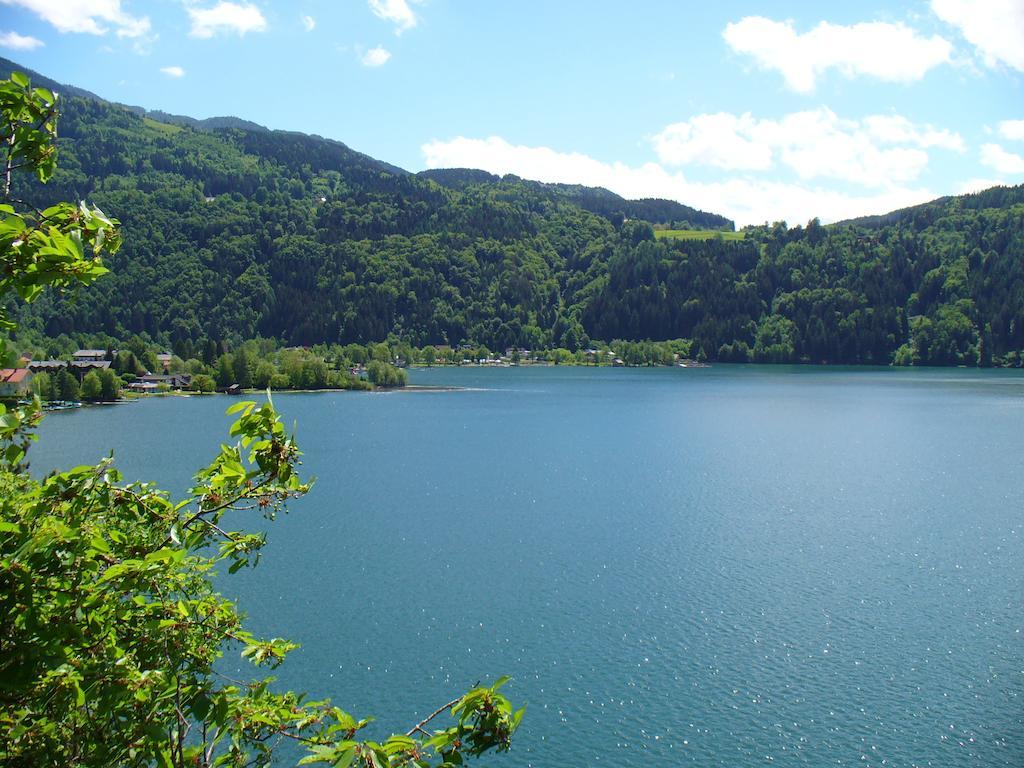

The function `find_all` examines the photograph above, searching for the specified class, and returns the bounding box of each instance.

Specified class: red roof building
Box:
[0,368,33,398]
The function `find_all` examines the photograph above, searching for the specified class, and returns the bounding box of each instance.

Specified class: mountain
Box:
[118,107,270,134]
[0,56,723,228]
[3,57,1023,366]
[418,169,733,230]
[0,56,102,101]
[836,184,1024,230]
[0,56,268,133]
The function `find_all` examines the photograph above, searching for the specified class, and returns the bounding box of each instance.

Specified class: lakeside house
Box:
[73,349,108,362]
[127,373,192,393]
[139,373,192,389]
[24,350,191,393]
[28,349,115,379]
[27,359,112,378]
[0,368,32,398]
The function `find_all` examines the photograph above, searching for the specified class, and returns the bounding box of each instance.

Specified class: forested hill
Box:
[4,58,1024,366]
[417,169,733,230]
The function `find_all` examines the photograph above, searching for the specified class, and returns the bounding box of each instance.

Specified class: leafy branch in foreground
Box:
[0,72,117,328]
[0,71,523,767]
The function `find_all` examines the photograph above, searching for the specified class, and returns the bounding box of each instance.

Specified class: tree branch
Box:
[405,696,464,737]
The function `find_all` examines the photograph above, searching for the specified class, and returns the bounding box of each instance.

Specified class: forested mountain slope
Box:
[417,169,733,230]
[4,58,1023,366]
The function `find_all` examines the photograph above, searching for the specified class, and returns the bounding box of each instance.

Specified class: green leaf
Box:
[11,71,28,88]
[5,445,24,465]
[226,400,254,415]
[190,692,211,720]
[333,747,357,768]
[491,675,511,691]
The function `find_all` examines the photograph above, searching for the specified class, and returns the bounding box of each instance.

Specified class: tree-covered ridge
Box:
[417,168,734,230]
[835,185,1024,230]
[2,57,1023,366]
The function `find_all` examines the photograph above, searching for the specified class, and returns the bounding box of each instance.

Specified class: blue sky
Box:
[0,0,1022,225]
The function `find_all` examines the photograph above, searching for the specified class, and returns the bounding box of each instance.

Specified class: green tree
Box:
[0,73,522,768]
[268,372,291,389]
[80,370,102,401]
[753,315,797,363]
[299,358,329,388]
[215,353,234,388]
[892,342,915,366]
[185,358,212,376]
[114,350,144,377]
[233,347,253,389]
[98,367,121,400]
[55,368,79,401]
[30,370,51,400]
[366,360,408,387]
[253,360,277,389]
[189,373,216,393]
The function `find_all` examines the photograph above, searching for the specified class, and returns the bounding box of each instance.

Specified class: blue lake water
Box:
[31,365,1024,766]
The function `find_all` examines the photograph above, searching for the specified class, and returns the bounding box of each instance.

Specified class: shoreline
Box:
[38,382,466,410]
[34,363,1024,411]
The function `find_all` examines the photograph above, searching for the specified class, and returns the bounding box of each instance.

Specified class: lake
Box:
[31,365,1024,767]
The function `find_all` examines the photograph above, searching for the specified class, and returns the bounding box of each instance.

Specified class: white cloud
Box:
[160,65,185,77]
[724,16,952,92]
[302,14,315,32]
[0,0,150,38]
[931,0,1024,71]
[998,119,1024,141]
[980,143,1024,174]
[651,108,962,187]
[368,0,417,33]
[188,2,267,39]
[361,45,391,67]
[863,115,965,151]
[650,113,773,171]
[421,135,938,227]
[0,30,43,50]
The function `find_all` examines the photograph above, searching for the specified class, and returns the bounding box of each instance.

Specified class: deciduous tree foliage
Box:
[0,73,523,768]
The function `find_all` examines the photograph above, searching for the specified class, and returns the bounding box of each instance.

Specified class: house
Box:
[0,368,33,398]
[73,360,112,373]
[28,360,111,378]
[73,349,108,362]
[139,373,191,389]
[156,353,173,370]
[26,360,67,373]
[127,381,159,393]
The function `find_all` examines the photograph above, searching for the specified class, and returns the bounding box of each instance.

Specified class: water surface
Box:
[33,366,1024,766]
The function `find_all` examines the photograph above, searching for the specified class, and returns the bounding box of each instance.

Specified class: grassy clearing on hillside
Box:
[143,117,182,134]
[654,229,745,241]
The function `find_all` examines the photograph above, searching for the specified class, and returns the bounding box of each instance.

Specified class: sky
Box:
[0,0,1022,226]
